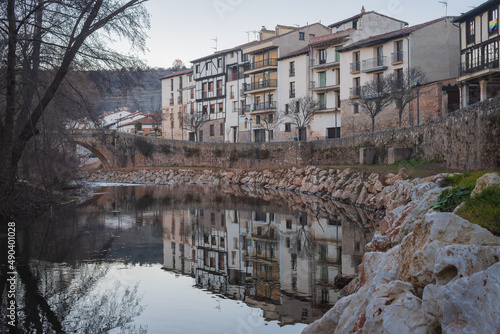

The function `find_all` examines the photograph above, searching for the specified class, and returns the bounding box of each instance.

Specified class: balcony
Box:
[309,81,339,91]
[362,56,388,73]
[459,59,499,77]
[289,89,296,98]
[244,79,277,92]
[350,61,361,73]
[310,57,340,68]
[196,88,225,101]
[392,51,404,64]
[289,69,295,77]
[244,58,278,73]
[247,101,277,113]
[349,86,361,98]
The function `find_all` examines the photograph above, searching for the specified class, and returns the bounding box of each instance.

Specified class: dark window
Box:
[353,103,359,114]
[268,113,274,123]
[286,219,292,229]
[220,122,224,135]
[196,65,200,73]
[319,49,327,64]
[467,19,475,44]
[256,115,261,124]
[352,20,358,29]
[290,82,295,98]
[285,123,291,132]
[285,103,289,114]
[217,58,222,67]
[289,61,295,77]
[299,32,305,40]
[210,124,214,136]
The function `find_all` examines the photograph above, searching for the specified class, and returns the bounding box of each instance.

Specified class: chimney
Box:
[361,6,365,13]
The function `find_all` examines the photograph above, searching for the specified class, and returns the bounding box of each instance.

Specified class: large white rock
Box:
[423,262,500,334]
[363,280,429,334]
[398,213,500,288]
[302,294,356,334]
[433,244,500,286]
[471,172,500,196]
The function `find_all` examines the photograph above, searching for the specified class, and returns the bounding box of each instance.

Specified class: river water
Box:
[3,184,381,334]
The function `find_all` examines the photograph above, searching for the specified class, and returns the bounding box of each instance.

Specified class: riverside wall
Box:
[110,98,499,171]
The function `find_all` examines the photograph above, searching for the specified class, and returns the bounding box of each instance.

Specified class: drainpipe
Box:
[405,35,412,126]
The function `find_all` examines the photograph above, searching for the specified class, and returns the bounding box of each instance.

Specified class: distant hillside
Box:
[87,67,186,115]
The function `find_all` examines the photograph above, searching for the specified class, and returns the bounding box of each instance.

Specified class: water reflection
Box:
[3,184,380,333]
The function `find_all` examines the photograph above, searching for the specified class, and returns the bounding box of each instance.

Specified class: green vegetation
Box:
[457,185,500,236]
[393,158,437,167]
[433,171,500,236]
[433,185,473,212]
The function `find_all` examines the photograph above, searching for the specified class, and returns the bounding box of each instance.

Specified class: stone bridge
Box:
[69,98,500,171]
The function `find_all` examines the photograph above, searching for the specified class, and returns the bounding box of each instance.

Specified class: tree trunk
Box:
[371,117,375,133]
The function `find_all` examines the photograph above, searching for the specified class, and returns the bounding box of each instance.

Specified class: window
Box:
[205,62,210,70]
[220,122,224,135]
[170,79,174,90]
[256,115,261,124]
[196,65,200,73]
[190,88,194,99]
[268,113,274,124]
[210,124,214,136]
[286,219,292,229]
[216,80,223,96]
[233,101,238,113]
[296,100,300,113]
[352,51,361,72]
[179,77,183,89]
[289,82,295,98]
[208,81,214,92]
[394,40,404,62]
[318,93,326,109]
[490,8,498,35]
[299,32,305,40]
[376,46,384,66]
[353,103,359,114]
[285,103,289,114]
[210,104,215,114]
[353,19,358,29]
[285,123,292,132]
[289,61,295,77]
[319,49,327,64]
[217,58,222,68]
[395,68,404,88]
[189,75,192,82]
[218,103,223,113]
[230,85,235,99]
[467,19,475,44]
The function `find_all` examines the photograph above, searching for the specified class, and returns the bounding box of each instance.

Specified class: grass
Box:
[393,158,431,167]
[433,171,500,236]
[457,185,500,236]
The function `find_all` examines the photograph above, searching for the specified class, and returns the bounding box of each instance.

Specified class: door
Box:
[254,129,266,143]
[319,72,326,87]
[298,127,307,141]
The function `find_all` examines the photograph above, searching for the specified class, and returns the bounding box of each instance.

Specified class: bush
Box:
[457,185,500,236]
[135,138,154,158]
[433,185,473,212]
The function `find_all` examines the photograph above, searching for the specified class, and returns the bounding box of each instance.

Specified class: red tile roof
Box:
[339,17,447,52]
[159,68,193,80]
[309,30,352,48]
[278,47,309,60]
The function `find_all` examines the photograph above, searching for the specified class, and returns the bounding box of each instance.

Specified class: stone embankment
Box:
[81,167,500,333]
[80,166,444,213]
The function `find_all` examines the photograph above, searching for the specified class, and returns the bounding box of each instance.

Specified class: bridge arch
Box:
[71,141,112,169]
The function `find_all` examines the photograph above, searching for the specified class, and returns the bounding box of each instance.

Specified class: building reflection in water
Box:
[160,186,376,326]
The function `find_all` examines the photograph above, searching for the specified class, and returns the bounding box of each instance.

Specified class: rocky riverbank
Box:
[80,167,500,333]
[79,166,446,213]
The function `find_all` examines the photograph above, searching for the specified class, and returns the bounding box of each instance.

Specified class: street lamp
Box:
[245,116,252,142]
[414,81,422,125]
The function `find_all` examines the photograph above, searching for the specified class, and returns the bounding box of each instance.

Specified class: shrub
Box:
[457,185,500,236]
[135,138,154,158]
[433,185,473,212]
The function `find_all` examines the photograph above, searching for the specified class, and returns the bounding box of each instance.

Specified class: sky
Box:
[123,0,486,69]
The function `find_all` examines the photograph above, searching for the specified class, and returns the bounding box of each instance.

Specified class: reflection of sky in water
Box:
[106,264,306,334]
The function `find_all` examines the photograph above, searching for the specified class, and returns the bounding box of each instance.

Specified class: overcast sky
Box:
[125,0,485,68]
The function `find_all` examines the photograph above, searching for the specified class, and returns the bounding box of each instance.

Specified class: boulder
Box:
[471,172,500,196]
[398,213,500,288]
[423,262,500,334]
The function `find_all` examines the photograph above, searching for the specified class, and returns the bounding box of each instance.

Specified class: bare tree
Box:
[257,110,281,142]
[352,75,393,133]
[0,0,149,194]
[172,59,186,70]
[283,96,320,141]
[387,67,427,127]
[181,112,210,142]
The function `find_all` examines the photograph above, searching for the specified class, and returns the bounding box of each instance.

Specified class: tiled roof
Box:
[338,17,447,52]
[278,47,309,60]
[190,40,260,63]
[309,30,351,47]
[159,68,193,80]
[119,116,157,127]
[453,0,500,23]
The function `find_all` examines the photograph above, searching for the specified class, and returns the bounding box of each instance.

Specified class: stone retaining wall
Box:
[109,97,499,171]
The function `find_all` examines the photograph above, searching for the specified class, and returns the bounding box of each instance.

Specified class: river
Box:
[3,183,382,333]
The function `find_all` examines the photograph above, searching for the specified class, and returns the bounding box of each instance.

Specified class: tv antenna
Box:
[244,30,259,42]
[212,37,218,51]
[438,1,448,17]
